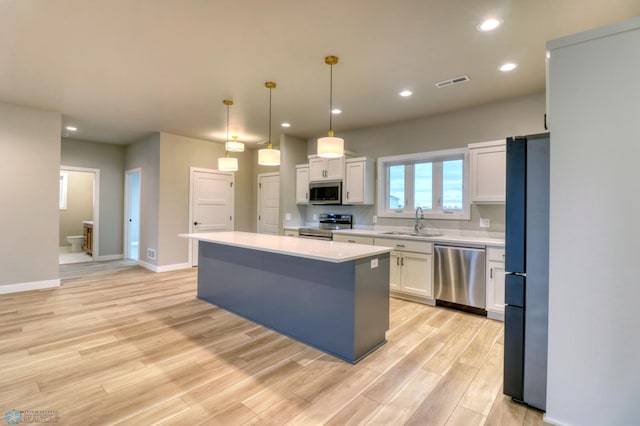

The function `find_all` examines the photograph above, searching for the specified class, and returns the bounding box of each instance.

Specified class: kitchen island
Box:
[180,231,392,363]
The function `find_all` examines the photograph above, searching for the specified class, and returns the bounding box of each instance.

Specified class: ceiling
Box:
[1,1,638,146]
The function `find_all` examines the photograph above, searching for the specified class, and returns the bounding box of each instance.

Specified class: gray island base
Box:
[197,240,390,363]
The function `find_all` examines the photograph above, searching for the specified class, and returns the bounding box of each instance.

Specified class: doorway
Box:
[59,166,99,264]
[257,173,280,235]
[189,167,235,266]
[124,169,141,261]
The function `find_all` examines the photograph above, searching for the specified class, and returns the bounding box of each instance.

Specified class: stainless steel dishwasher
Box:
[434,243,486,314]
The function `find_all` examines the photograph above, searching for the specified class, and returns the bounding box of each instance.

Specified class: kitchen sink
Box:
[380,231,442,237]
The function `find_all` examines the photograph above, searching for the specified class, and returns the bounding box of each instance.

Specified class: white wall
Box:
[546,18,640,426]
[0,102,61,291]
[61,138,126,257]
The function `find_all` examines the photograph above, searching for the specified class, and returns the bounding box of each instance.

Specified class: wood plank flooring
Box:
[0,261,547,425]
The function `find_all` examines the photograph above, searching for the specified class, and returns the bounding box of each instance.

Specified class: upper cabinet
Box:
[309,156,345,182]
[344,157,375,204]
[296,164,309,204]
[469,140,506,203]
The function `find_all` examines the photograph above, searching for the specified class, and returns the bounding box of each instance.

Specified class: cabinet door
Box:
[486,260,506,313]
[400,252,433,298]
[325,157,345,180]
[389,251,402,291]
[308,158,326,181]
[345,161,364,203]
[296,166,309,203]
[471,145,506,203]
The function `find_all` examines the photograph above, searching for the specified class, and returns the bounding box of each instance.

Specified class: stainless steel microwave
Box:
[309,181,342,205]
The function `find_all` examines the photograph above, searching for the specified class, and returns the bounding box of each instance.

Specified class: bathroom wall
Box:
[61,138,126,258]
[0,101,61,290]
[59,170,94,247]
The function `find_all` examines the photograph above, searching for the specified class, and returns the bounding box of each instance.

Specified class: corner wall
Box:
[0,102,61,292]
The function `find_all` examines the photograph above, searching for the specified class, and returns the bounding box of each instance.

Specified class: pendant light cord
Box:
[329,63,333,133]
[226,104,229,145]
[268,86,272,148]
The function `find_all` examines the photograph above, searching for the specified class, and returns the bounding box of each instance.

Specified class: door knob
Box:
[194,221,199,226]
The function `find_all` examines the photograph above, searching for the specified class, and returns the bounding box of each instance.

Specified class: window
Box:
[59,172,68,210]
[377,148,470,219]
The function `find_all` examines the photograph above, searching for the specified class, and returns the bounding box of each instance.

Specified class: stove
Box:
[298,213,353,240]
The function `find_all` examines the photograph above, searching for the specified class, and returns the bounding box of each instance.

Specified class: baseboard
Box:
[390,291,436,306]
[487,310,505,321]
[0,278,60,295]
[95,254,124,261]
[542,414,568,426]
[137,261,191,273]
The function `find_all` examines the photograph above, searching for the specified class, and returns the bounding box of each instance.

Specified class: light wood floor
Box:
[0,261,546,425]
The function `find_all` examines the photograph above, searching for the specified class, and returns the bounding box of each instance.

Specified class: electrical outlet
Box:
[479,218,490,228]
[147,248,156,260]
[371,258,379,268]
[285,213,291,221]
[373,215,377,224]
[312,214,317,220]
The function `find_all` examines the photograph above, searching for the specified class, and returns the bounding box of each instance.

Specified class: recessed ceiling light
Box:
[499,62,518,72]
[66,126,78,131]
[281,122,291,128]
[331,109,342,114]
[399,90,413,97]
[478,18,502,32]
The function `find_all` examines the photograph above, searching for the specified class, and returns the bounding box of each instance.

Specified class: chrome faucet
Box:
[414,206,424,234]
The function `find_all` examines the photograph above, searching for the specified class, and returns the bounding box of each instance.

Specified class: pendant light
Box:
[317,55,344,158]
[226,135,244,153]
[218,99,238,172]
[258,81,280,166]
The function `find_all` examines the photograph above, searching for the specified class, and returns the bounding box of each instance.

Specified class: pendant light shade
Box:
[218,99,238,171]
[225,135,244,152]
[317,55,344,158]
[218,154,238,171]
[258,81,280,166]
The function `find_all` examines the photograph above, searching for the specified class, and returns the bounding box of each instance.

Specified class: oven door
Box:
[309,181,342,205]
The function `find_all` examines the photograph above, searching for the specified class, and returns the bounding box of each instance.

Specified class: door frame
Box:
[60,165,100,260]
[188,166,234,266]
[257,172,280,234]
[123,168,141,261]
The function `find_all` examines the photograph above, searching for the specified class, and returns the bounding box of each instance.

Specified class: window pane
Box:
[414,162,432,209]
[388,165,405,209]
[443,159,463,210]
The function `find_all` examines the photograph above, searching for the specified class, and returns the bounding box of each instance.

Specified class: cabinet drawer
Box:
[333,234,374,245]
[375,237,433,254]
[283,230,299,237]
[487,247,505,262]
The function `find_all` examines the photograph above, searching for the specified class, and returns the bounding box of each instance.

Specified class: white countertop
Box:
[332,229,504,247]
[180,231,392,263]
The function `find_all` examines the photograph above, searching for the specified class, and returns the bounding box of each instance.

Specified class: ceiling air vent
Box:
[435,75,470,88]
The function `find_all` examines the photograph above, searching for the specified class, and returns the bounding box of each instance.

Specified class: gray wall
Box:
[125,133,160,266]
[59,170,94,246]
[300,92,546,232]
[0,102,61,287]
[546,19,640,426]
[61,138,125,256]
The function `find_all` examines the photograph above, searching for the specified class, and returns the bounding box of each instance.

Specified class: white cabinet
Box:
[309,156,345,182]
[283,228,299,237]
[296,165,309,204]
[469,140,506,203]
[344,157,375,204]
[486,246,505,320]
[333,234,374,245]
[375,237,433,299]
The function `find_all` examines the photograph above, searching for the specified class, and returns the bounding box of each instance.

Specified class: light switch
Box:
[285,213,291,221]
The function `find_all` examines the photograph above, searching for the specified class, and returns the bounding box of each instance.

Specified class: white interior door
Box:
[258,173,280,235]
[124,169,141,261]
[189,168,234,266]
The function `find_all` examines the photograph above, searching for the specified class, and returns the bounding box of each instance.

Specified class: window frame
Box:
[376,147,470,220]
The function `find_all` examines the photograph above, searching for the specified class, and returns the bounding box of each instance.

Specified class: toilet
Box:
[66,236,84,252]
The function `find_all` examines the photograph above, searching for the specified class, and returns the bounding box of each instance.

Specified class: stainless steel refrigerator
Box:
[503,133,549,411]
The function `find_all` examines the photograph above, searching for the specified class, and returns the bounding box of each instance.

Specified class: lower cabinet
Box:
[376,237,433,300]
[283,229,299,237]
[332,234,374,245]
[486,246,506,320]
